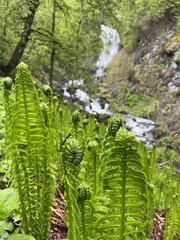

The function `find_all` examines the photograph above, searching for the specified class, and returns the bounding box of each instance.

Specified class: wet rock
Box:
[123,114,155,143]
[168,82,179,94]
[172,72,180,86]
[170,62,178,69]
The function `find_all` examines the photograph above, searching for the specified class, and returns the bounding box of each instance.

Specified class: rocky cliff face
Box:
[96,17,180,154]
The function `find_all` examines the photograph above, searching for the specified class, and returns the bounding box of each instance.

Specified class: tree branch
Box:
[0,0,40,76]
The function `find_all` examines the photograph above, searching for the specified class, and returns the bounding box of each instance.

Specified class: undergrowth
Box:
[0,62,179,239]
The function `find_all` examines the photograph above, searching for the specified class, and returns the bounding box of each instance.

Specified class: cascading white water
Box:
[63,24,121,114]
[96,25,121,78]
[62,25,155,143]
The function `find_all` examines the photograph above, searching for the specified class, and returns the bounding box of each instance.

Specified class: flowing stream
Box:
[62,25,155,143]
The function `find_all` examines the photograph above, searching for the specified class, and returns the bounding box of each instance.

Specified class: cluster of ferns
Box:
[1,62,180,240]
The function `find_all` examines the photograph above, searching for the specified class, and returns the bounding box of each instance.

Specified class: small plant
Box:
[0,188,35,240]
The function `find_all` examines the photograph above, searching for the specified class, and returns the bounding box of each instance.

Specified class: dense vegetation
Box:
[0,0,180,239]
[0,63,179,239]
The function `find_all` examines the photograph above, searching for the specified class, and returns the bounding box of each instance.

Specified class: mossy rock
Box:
[164,32,180,53]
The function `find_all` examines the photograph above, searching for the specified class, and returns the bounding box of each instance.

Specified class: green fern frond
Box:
[62,138,84,240]
[164,182,180,240]
[98,128,149,240]
[4,63,56,240]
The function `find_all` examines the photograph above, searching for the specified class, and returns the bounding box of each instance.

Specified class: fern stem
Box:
[120,147,126,240]
[93,152,97,195]
[78,201,87,240]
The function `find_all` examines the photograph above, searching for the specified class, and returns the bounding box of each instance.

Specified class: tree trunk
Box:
[0,0,40,77]
[49,0,56,88]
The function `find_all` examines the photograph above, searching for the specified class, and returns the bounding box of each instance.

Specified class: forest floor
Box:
[49,188,175,240]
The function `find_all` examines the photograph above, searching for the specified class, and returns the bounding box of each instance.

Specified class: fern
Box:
[140,145,155,235]
[77,182,91,240]
[3,64,179,240]
[62,138,84,240]
[97,128,149,239]
[164,179,180,240]
[3,63,56,240]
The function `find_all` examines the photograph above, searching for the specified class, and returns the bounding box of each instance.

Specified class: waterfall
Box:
[62,25,155,143]
[96,25,121,78]
[63,24,121,104]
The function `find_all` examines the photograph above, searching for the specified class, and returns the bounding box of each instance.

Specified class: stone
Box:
[168,82,179,94]
[170,62,178,69]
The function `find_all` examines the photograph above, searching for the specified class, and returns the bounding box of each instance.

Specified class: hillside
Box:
[95,17,180,160]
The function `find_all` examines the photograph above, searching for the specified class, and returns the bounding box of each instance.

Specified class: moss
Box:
[164,33,180,53]
[173,50,180,63]
[110,91,158,118]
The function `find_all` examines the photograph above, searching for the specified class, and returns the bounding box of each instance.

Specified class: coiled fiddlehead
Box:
[70,110,85,144]
[62,138,84,240]
[108,114,123,137]
[77,183,91,240]
[72,109,81,126]
[63,138,84,167]
[78,184,91,201]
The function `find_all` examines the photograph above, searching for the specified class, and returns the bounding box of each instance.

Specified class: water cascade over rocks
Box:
[62,25,155,143]
[96,25,121,78]
[63,25,120,114]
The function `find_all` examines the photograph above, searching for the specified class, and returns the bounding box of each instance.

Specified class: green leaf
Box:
[0,220,7,236]
[0,220,13,236]
[7,234,36,240]
[0,188,19,220]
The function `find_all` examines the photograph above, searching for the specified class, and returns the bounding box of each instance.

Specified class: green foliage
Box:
[115,0,180,49]
[0,80,6,156]
[1,63,180,239]
[6,234,35,240]
[2,63,57,240]
[0,79,10,189]
[150,147,180,239]
[62,138,84,240]
[0,188,34,240]
[164,177,180,240]
[97,128,148,239]
[0,0,111,80]
[59,113,154,239]
[0,188,19,221]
